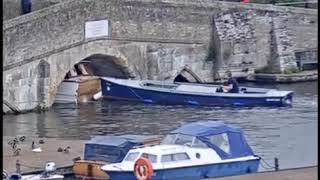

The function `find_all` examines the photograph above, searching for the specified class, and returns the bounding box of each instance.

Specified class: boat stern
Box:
[266,90,294,106]
[281,91,294,106]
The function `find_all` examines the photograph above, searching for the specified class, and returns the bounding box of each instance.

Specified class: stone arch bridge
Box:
[3,0,317,113]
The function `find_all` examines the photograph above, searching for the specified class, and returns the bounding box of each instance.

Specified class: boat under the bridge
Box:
[100,77,293,107]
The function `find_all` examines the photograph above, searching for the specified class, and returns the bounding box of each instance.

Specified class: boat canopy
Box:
[169,121,255,159]
[84,135,145,162]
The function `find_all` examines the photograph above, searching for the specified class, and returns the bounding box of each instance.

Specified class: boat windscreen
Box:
[161,134,177,144]
[124,152,140,162]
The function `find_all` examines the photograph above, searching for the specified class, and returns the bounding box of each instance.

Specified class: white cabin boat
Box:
[101,121,260,180]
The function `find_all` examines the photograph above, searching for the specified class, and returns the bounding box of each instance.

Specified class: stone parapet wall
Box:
[4,0,317,71]
[3,0,64,20]
[3,0,213,69]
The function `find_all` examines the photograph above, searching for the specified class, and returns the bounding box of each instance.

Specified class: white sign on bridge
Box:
[85,20,109,39]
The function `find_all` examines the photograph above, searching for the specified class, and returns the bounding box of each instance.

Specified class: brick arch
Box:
[172,66,203,83]
[79,54,135,79]
[47,43,137,107]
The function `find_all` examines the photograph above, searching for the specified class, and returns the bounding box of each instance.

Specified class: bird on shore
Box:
[31,141,42,153]
[19,136,26,142]
[13,148,21,156]
[63,146,71,154]
[73,156,81,162]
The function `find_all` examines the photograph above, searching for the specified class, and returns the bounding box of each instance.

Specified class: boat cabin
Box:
[101,121,260,180]
[117,121,256,169]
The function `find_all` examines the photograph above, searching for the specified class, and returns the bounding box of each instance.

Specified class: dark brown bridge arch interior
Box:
[65,54,132,79]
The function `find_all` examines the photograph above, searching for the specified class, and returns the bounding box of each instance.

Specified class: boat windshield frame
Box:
[123,152,140,162]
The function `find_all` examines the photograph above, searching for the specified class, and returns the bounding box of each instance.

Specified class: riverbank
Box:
[246,70,317,83]
[3,137,317,180]
[3,136,85,174]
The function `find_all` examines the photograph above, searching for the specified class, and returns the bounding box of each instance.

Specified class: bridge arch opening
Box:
[173,66,203,83]
[54,53,135,104]
[64,54,134,79]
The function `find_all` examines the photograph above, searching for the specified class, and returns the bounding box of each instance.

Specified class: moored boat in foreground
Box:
[101,121,261,180]
[101,77,293,107]
[4,162,64,180]
[73,135,162,179]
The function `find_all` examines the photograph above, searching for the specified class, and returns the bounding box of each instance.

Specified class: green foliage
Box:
[250,0,305,3]
[283,66,300,74]
[254,65,274,74]
[206,46,216,62]
[250,0,312,8]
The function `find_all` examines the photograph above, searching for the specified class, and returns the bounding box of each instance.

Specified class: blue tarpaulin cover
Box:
[170,121,255,159]
[84,135,145,162]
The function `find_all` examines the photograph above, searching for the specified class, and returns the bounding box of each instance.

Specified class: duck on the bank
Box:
[31,141,42,153]
[63,146,71,154]
[39,139,45,144]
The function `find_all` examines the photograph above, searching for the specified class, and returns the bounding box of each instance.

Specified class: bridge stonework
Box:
[3,0,317,113]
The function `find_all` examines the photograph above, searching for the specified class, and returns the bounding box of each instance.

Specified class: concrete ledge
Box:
[211,166,317,180]
[246,70,318,83]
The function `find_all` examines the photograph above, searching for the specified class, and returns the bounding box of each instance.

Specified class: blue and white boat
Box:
[101,121,261,180]
[100,77,293,107]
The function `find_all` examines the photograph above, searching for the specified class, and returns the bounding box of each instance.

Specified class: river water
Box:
[3,81,318,171]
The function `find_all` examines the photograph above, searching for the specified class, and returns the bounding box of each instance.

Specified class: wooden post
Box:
[16,159,21,174]
[304,0,309,8]
[274,158,279,171]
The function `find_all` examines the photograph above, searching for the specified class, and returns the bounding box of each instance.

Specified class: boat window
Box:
[140,153,157,163]
[161,154,172,162]
[174,152,190,161]
[124,152,140,161]
[193,138,208,148]
[208,133,230,154]
[161,153,190,162]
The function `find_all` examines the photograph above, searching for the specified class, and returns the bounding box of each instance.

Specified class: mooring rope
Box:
[258,156,276,170]
[18,159,43,170]
[19,163,43,170]
[128,87,145,101]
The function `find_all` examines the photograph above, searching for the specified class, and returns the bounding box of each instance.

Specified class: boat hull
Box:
[105,158,260,180]
[101,79,293,107]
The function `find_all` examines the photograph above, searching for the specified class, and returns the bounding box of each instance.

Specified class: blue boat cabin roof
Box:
[170,121,255,159]
[170,121,242,136]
